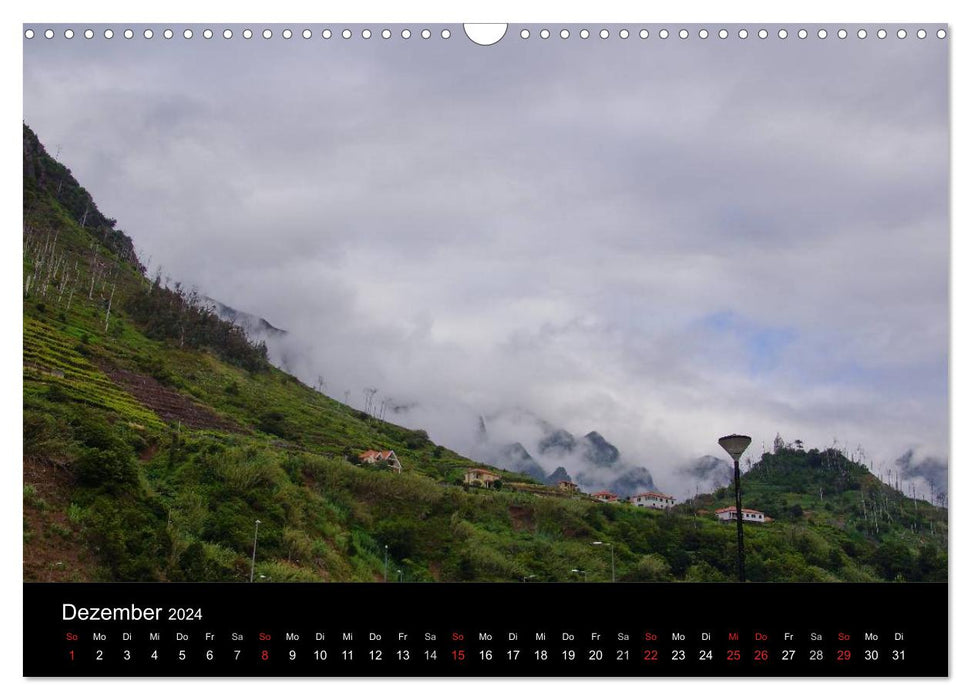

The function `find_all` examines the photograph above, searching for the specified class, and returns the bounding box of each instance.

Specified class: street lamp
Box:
[521,574,536,583]
[592,541,615,582]
[571,568,587,582]
[397,569,403,583]
[48,561,63,582]
[718,434,752,582]
[384,544,389,582]
[249,519,262,583]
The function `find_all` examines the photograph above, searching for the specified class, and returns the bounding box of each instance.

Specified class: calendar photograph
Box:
[23,23,948,595]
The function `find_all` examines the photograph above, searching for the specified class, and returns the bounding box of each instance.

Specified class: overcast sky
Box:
[23,24,949,488]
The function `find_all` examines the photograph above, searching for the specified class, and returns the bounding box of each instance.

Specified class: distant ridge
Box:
[201,295,287,340]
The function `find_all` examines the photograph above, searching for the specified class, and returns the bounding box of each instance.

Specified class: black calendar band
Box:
[24,582,947,677]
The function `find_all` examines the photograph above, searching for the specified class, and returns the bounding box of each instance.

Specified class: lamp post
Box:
[384,544,389,583]
[571,568,587,582]
[592,541,615,582]
[718,434,752,582]
[48,561,63,582]
[521,574,536,583]
[249,519,262,583]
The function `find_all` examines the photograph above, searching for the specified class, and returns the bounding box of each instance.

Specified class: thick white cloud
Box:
[23,26,949,492]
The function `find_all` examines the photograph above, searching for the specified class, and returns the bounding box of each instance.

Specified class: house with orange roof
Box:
[464,467,500,487]
[358,449,402,473]
[592,490,618,503]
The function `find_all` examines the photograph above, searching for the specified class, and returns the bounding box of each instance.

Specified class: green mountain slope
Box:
[22,124,946,583]
[683,447,947,582]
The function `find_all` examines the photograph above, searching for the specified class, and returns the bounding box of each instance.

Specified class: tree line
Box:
[125,278,269,372]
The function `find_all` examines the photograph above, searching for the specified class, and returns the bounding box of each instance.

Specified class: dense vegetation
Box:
[126,279,270,372]
[22,124,947,584]
[682,447,947,582]
[23,124,141,270]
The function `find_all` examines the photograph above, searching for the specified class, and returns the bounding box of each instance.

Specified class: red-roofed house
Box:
[359,449,402,473]
[629,491,676,510]
[464,467,500,487]
[592,490,618,503]
[714,507,767,523]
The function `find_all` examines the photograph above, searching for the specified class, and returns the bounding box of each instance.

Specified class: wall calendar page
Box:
[21,16,950,682]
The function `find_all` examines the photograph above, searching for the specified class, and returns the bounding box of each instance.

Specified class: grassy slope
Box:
[22,125,947,583]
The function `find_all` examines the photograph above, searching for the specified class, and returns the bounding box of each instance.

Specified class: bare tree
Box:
[104,282,116,332]
[88,255,99,300]
[56,269,70,305]
[362,387,378,416]
[65,280,77,311]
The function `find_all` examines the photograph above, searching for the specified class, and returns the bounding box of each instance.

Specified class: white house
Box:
[629,491,676,510]
[359,449,402,473]
[714,507,766,523]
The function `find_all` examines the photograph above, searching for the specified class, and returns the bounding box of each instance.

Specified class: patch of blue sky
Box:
[700,310,797,375]
[812,356,948,401]
[700,309,948,402]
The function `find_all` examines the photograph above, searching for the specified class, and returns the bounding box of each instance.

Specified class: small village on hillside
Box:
[357,450,770,523]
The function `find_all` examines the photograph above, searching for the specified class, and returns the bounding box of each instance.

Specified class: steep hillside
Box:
[22,124,946,583]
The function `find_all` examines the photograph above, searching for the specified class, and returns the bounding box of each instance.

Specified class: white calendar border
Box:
[4,0,965,698]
